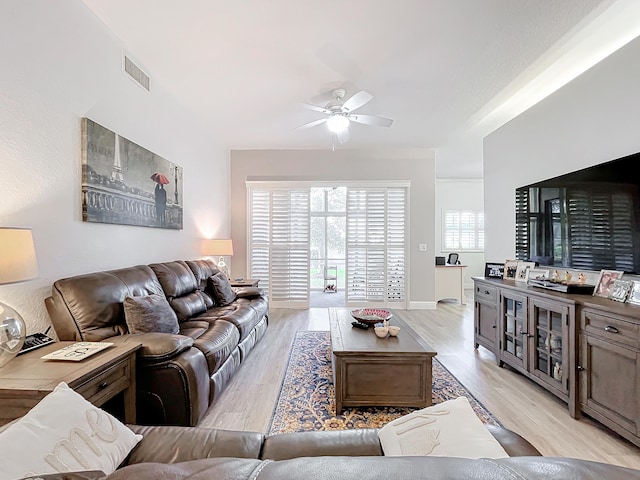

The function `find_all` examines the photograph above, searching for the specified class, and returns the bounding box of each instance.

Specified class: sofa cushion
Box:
[149,261,199,298]
[186,259,220,288]
[220,304,262,341]
[207,272,237,306]
[191,319,240,374]
[0,382,142,479]
[170,290,208,322]
[124,294,180,334]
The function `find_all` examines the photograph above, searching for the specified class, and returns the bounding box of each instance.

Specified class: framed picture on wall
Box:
[484,263,504,278]
[593,270,624,298]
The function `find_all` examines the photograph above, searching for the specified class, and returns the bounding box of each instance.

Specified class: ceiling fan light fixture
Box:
[326,114,349,133]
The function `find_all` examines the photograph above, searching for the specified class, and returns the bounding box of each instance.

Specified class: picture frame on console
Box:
[503,260,519,280]
[484,263,504,278]
[609,279,633,303]
[627,281,640,305]
[515,261,535,282]
[593,270,624,298]
[526,268,550,283]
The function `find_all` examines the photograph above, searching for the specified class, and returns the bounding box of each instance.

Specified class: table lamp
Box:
[0,228,39,368]
[203,239,234,278]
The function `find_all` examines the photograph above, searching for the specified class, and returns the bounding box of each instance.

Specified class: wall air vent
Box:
[123,54,150,91]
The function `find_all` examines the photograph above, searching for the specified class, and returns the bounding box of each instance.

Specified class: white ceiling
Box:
[81,0,639,178]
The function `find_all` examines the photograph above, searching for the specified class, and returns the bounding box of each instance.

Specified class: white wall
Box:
[484,35,640,263]
[435,179,484,287]
[230,149,436,307]
[0,1,229,334]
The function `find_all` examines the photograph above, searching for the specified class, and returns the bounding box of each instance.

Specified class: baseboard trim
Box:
[408,301,437,310]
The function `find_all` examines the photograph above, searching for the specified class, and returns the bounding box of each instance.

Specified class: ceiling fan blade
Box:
[299,102,330,114]
[336,128,350,144]
[295,118,328,130]
[341,90,373,113]
[349,114,393,127]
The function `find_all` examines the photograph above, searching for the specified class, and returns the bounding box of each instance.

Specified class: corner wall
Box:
[0,1,229,333]
[230,149,436,306]
[484,35,640,263]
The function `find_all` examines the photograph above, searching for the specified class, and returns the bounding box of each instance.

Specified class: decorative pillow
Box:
[123,294,180,334]
[206,272,237,306]
[0,382,142,479]
[377,396,508,458]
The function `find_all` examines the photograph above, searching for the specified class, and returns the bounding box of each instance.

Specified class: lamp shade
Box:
[0,228,39,285]
[203,239,234,256]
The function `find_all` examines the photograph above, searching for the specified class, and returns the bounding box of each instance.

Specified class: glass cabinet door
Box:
[529,297,569,394]
[500,291,528,369]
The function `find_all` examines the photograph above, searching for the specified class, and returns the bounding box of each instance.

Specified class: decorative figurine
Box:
[578,272,586,284]
[564,271,572,283]
[551,270,559,282]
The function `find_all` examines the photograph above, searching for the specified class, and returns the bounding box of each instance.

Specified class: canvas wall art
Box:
[81,118,183,229]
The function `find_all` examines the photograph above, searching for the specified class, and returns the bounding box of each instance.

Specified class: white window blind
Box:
[347,187,407,306]
[443,210,484,251]
[248,187,310,308]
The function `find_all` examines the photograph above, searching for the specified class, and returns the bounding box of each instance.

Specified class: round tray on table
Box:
[350,308,393,325]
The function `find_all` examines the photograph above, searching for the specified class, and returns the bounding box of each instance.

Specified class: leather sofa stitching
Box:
[249,458,272,479]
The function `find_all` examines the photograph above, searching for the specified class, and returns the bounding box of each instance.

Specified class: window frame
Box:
[441,209,485,253]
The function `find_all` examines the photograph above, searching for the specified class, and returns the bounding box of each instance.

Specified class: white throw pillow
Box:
[378,396,508,458]
[0,382,142,479]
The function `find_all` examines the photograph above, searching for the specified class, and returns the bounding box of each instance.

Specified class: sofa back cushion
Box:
[49,265,164,341]
[150,261,207,321]
[186,259,220,308]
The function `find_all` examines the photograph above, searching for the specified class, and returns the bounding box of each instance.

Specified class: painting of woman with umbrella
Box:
[151,173,169,226]
[81,118,183,230]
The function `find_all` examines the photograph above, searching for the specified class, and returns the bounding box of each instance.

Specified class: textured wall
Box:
[0,1,229,334]
[230,148,436,306]
[484,35,640,264]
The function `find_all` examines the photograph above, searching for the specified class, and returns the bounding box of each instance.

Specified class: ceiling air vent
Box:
[123,54,150,92]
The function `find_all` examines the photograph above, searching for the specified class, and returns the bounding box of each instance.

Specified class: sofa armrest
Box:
[261,429,383,460]
[125,425,264,464]
[485,425,541,457]
[235,286,264,298]
[108,333,193,362]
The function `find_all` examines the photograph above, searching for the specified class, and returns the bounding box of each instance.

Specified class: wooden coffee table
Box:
[329,308,437,414]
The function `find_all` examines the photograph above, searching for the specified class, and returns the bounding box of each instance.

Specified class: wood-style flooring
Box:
[199,303,640,470]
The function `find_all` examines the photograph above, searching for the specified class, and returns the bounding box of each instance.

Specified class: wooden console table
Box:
[435,265,467,304]
[0,341,140,426]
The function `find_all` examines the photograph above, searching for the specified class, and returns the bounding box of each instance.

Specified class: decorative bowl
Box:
[374,326,389,338]
[388,325,401,336]
[350,308,393,325]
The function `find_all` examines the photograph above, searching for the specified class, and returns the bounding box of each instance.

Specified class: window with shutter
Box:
[443,210,484,252]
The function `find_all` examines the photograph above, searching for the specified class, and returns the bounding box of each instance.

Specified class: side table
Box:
[0,341,141,426]
[230,279,260,288]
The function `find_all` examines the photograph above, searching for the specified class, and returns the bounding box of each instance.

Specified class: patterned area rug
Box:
[268,331,501,434]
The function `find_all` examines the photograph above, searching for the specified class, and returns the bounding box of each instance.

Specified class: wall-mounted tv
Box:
[515,151,640,274]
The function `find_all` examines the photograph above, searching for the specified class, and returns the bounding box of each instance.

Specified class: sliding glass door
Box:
[247,182,407,308]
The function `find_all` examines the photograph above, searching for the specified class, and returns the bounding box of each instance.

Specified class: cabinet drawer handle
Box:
[604,326,619,334]
[484,290,490,295]
[98,382,109,389]
[577,365,585,372]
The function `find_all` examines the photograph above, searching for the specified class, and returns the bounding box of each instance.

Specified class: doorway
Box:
[310,187,346,307]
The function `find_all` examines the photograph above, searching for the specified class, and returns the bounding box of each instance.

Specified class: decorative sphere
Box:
[0,303,26,368]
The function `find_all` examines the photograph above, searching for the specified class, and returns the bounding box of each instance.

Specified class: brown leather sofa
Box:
[28,425,640,479]
[45,259,268,427]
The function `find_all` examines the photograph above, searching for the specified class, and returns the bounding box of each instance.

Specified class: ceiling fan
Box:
[296,88,393,144]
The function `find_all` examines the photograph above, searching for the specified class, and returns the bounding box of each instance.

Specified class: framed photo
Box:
[485,263,504,278]
[627,281,640,305]
[503,259,519,280]
[526,268,550,283]
[515,261,536,282]
[593,270,624,298]
[608,279,633,303]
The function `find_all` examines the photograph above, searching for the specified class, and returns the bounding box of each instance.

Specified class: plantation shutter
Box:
[566,186,635,272]
[248,187,310,308]
[346,187,407,306]
[515,188,530,261]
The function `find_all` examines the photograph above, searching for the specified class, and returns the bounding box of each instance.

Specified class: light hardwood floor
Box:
[200,303,640,470]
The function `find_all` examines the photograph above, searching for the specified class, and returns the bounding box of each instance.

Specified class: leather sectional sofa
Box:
[31,424,640,479]
[45,259,268,427]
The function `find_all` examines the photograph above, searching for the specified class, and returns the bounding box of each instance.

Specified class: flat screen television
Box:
[515,151,640,274]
